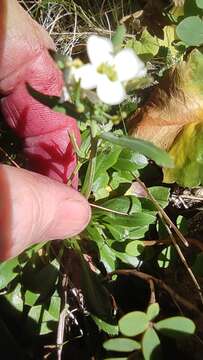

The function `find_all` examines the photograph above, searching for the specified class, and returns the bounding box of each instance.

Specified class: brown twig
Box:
[0,146,20,168]
[149,279,156,305]
[136,177,188,247]
[143,238,203,251]
[108,269,202,315]
[57,271,68,360]
[136,178,203,305]
[165,224,203,305]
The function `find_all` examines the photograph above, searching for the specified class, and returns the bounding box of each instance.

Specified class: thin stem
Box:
[108,269,202,316]
[136,178,189,247]
[90,202,128,216]
[81,126,98,199]
[135,178,203,304]
[165,224,203,305]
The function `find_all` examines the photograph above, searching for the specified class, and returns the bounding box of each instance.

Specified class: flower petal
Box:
[96,75,126,105]
[72,64,98,89]
[87,35,114,66]
[114,48,147,81]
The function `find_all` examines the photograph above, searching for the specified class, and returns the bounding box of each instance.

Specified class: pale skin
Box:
[0,0,91,261]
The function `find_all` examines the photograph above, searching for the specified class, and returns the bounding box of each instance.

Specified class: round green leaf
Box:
[196,0,203,9]
[176,16,203,46]
[103,338,141,352]
[142,328,161,360]
[119,311,149,337]
[155,316,195,337]
[146,303,160,321]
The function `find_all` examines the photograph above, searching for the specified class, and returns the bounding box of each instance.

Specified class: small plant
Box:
[103,303,195,360]
[1,1,203,359]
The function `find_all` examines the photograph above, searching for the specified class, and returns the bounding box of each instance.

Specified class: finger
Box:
[0,0,55,93]
[0,165,91,260]
[0,0,80,186]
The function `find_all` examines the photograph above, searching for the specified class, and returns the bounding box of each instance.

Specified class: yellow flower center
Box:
[97,63,118,81]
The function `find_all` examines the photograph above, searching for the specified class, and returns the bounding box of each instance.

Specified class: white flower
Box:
[72,35,146,105]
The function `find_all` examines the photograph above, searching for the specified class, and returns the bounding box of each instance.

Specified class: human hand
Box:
[0,165,90,261]
[0,1,91,260]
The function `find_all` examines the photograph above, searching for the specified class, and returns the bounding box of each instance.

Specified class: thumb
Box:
[0,0,55,92]
[0,165,91,261]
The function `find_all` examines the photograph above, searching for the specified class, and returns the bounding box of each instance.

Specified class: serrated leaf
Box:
[146,303,160,321]
[119,311,149,337]
[155,316,195,337]
[142,328,161,360]
[92,315,119,335]
[0,257,19,289]
[127,29,159,60]
[176,16,203,46]
[101,132,173,168]
[103,338,141,352]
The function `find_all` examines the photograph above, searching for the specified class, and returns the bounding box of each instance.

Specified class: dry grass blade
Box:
[136,178,203,305]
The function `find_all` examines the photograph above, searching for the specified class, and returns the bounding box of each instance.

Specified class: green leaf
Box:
[192,252,203,276]
[154,316,196,337]
[142,328,161,360]
[101,132,173,167]
[47,293,61,320]
[176,16,203,46]
[0,257,19,289]
[79,255,114,322]
[119,311,149,337]
[112,25,126,52]
[95,145,122,178]
[28,305,58,335]
[103,338,141,352]
[24,290,39,306]
[196,0,203,9]
[5,284,23,312]
[27,84,78,118]
[22,260,59,296]
[146,303,160,321]
[127,29,159,60]
[164,122,203,186]
[158,246,173,269]
[101,196,141,215]
[149,187,170,208]
[92,316,119,336]
[104,212,155,228]
[125,240,144,257]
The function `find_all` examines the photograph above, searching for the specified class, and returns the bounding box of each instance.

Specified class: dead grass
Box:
[19,0,141,55]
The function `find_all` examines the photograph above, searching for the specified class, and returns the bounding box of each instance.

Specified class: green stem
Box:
[81,125,98,199]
